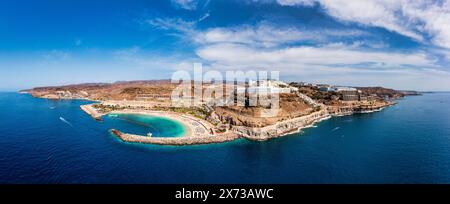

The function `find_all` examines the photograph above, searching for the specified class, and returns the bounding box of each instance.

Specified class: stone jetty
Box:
[111,129,241,146]
[80,104,103,120]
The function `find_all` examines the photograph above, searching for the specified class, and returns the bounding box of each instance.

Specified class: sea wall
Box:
[327,101,395,116]
[111,129,240,146]
[80,104,104,120]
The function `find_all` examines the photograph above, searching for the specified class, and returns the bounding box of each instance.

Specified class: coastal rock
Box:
[232,110,330,141]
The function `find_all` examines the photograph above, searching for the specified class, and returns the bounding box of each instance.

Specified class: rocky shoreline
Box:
[79,100,395,146]
[107,102,393,145]
[326,101,395,116]
[233,110,330,141]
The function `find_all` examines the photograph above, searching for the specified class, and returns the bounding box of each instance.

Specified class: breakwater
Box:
[111,129,241,146]
[80,104,103,120]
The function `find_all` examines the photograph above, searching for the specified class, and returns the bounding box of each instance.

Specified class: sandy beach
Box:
[106,110,244,146]
[109,110,203,137]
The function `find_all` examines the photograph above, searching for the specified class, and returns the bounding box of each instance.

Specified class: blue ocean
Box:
[0,92,449,184]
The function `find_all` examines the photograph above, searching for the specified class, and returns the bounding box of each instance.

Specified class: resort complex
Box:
[24,80,414,145]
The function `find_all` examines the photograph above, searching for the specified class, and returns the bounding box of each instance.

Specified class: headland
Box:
[23,80,414,145]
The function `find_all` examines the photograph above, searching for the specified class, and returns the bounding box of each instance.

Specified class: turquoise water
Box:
[0,92,449,183]
[103,114,187,137]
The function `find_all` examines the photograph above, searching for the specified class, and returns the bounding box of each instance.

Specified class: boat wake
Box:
[59,117,73,127]
[332,127,340,132]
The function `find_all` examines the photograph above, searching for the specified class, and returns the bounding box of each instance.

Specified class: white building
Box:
[335,87,357,92]
[319,87,337,92]
[238,80,296,94]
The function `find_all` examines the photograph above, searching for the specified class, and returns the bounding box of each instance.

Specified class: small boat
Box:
[147,132,153,137]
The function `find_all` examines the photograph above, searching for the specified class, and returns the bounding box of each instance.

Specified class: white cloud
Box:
[274,0,450,49]
[198,13,210,22]
[194,23,368,48]
[197,43,435,68]
[171,0,198,10]
[146,14,211,38]
[195,42,450,91]
[143,9,450,90]
[400,0,450,48]
[147,18,196,34]
[196,25,307,47]
[41,50,71,63]
[277,0,316,6]
[147,14,370,48]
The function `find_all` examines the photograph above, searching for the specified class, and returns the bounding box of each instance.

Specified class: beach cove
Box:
[81,103,334,145]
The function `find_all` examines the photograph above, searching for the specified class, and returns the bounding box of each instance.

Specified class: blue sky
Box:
[1,0,450,91]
